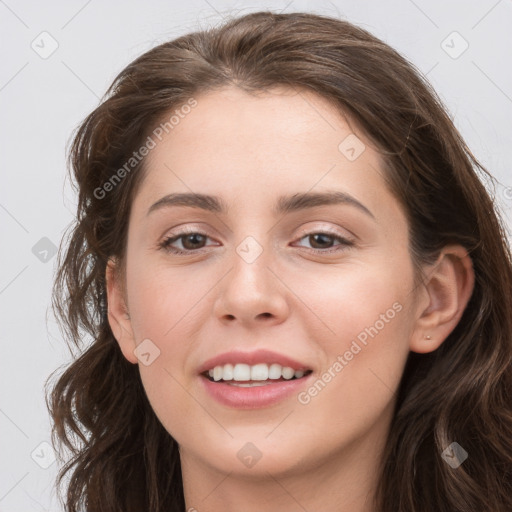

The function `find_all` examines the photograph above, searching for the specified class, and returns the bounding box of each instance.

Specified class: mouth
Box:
[197,350,315,408]
[201,363,314,387]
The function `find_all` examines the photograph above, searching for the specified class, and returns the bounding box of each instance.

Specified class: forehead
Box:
[130,85,402,229]
[147,86,361,164]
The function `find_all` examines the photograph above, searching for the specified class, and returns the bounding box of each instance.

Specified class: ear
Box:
[105,258,138,364]
[410,245,475,354]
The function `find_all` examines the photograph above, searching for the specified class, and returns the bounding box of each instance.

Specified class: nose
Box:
[212,238,290,327]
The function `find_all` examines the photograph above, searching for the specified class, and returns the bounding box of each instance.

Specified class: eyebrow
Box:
[147,191,375,220]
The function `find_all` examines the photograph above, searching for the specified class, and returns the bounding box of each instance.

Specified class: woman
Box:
[47,11,512,512]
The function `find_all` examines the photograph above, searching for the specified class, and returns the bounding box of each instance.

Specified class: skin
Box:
[106,86,475,512]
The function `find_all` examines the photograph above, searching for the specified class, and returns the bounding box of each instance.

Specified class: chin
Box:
[184,431,320,478]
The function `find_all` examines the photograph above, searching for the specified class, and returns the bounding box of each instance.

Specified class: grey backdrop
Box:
[1,1,511,510]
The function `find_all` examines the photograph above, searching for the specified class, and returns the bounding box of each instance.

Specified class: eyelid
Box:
[159,227,217,247]
[160,224,219,243]
[162,223,353,244]
[294,223,355,242]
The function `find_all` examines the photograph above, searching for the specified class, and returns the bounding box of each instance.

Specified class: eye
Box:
[158,229,354,256]
[158,230,217,254]
[293,231,354,253]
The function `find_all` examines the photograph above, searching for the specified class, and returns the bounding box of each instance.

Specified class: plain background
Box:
[1,1,511,510]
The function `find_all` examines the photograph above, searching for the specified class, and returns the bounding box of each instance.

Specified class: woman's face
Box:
[111,86,426,481]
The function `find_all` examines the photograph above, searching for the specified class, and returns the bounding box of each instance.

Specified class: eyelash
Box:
[158,228,355,255]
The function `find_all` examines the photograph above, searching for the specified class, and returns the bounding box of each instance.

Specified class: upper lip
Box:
[197,349,312,375]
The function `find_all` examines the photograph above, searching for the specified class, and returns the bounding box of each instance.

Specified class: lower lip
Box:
[200,374,313,409]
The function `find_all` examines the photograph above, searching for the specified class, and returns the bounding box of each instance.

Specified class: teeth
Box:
[268,363,282,379]
[213,366,223,381]
[233,363,250,381]
[251,363,268,380]
[206,363,308,382]
[222,363,234,380]
[228,381,272,387]
[281,366,295,380]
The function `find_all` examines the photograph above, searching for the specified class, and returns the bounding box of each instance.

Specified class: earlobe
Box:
[410,245,475,354]
[105,258,138,364]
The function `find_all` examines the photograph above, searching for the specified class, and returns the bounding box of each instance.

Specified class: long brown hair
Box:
[46,11,512,511]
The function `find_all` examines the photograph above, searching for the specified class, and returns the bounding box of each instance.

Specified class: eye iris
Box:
[182,233,206,250]
[309,233,334,249]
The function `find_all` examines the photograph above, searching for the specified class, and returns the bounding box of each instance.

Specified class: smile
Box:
[204,363,313,384]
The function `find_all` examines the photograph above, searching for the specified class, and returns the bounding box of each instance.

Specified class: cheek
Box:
[292,262,412,421]
[124,259,218,436]
[126,258,215,340]
[288,256,412,347]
